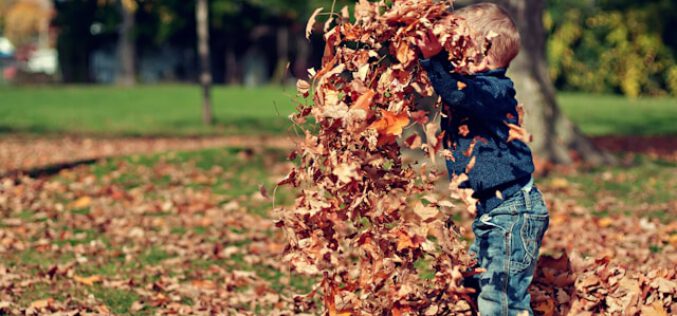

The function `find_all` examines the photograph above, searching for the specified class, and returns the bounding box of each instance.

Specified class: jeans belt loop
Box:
[522,188,531,211]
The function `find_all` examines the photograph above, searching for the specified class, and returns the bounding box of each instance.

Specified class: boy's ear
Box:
[483,55,494,67]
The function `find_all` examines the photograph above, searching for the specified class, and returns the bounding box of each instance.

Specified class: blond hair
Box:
[453,3,520,68]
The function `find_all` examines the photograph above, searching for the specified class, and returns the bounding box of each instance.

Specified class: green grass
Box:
[557,92,677,136]
[0,85,675,137]
[544,156,676,221]
[0,85,298,136]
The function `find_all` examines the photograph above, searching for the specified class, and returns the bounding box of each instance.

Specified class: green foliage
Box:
[546,0,677,97]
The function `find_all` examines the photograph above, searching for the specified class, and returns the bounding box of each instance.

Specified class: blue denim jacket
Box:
[420,52,535,214]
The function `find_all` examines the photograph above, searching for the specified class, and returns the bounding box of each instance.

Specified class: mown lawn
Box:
[0,85,297,137]
[1,85,675,137]
[556,92,677,136]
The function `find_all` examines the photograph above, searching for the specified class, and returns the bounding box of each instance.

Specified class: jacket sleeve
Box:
[420,55,513,120]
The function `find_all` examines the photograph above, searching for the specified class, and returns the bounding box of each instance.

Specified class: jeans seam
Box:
[503,221,515,316]
[521,214,534,265]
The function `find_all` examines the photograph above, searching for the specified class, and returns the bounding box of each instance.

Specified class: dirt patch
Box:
[591,135,677,161]
[0,135,296,175]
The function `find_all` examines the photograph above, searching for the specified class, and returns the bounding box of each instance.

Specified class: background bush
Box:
[546,0,677,97]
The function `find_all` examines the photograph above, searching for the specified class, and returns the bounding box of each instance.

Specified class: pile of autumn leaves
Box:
[275,0,484,314]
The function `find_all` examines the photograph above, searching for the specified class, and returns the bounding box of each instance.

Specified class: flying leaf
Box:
[296,79,310,96]
[414,202,439,221]
[368,110,410,137]
[396,41,414,65]
[306,8,323,39]
[506,122,532,143]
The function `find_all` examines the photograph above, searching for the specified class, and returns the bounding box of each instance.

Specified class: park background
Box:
[0,0,675,315]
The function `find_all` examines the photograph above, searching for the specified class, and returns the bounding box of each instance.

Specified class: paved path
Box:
[1,134,674,176]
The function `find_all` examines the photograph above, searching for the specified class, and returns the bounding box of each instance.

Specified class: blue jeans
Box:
[467,184,549,316]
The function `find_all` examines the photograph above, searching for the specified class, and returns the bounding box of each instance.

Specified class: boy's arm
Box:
[420,53,466,106]
[420,54,511,120]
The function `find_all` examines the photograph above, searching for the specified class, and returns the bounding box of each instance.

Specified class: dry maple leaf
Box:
[296,79,310,97]
[369,109,410,137]
[506,122,532,143]
[414,202,439,221]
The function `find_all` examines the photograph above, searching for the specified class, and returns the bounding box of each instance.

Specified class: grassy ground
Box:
[0,85,297,136]
[2,147,674,314]
[556,92,677,136]
[1,85,675,137]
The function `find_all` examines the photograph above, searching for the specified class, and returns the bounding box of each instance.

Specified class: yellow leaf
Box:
[597,217,613,228]
[457,81,467,90]
[640,301,668,316]
[550,177,569,189]
[72,196,91,208]
[396,230,415,251]
[191,279,217,290]
[29,298,53,309]
[74,274,102,286]
[669,234,677,247]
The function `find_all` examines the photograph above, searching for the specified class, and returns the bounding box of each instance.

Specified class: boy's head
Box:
[452,3,520,69]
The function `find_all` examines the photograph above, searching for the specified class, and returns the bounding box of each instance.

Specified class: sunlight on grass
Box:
[1,85,675,136]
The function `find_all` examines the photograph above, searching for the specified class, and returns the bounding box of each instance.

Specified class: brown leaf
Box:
[413,203,439,221]
[368,110,410,143]
[296,79,310,96]
[506,122,532,143]
[258,184,270,200]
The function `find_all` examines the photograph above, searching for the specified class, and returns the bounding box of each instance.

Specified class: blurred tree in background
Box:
[547,0,677,97]
[3,0,676,96]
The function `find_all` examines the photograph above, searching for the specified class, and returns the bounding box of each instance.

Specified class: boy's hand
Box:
[416,29,443,59]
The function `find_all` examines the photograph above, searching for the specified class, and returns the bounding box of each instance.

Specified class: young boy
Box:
[417,3,549,316]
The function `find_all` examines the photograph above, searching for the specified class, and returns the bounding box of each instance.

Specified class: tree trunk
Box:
[196,0,213,125]
[117,0,136,86]
[294,32,311,79]
[271,26,289,85]
[225,45,239,84]
[492,0,612,165]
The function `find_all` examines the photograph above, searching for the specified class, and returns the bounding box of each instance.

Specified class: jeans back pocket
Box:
[510,210,549,274]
